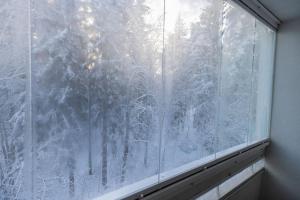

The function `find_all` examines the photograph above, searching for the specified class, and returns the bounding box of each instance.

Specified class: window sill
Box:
[94,139,269,200]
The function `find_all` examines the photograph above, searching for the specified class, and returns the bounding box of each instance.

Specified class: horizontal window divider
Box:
[125,139,270,200]
[230,0,281,30]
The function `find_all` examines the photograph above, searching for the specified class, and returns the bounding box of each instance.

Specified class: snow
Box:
[0,0,274,199]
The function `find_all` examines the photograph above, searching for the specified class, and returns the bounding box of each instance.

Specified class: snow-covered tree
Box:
[31,1,89,198]
[218,1,256,150]
[0,0,275,199]
[0,0,29,199]
[162,0,222,171]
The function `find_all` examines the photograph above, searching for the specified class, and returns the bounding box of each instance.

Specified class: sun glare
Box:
[164,0,181,34]
[85,17,95,26]
[145,0,202,37]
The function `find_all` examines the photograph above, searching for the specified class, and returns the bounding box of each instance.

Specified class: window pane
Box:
[0,1,29,198]
[249,21,275,143]
[217,1,255,153]
[0,0,275,199]
[160,0,222,179]
[31,0,163,199]
[32,1,88,199]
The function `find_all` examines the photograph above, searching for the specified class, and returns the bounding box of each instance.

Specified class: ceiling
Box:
[259,0,300,22]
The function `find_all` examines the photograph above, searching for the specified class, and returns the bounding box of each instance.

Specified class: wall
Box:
[261,17,300,200]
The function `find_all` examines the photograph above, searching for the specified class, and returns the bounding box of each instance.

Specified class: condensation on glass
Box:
[0,0,30,199]
[0,0,275,199]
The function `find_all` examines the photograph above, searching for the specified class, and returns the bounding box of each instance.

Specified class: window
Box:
[0,0,275,199]
[195,159,265,200]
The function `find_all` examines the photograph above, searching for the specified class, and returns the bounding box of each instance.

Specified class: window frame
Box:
[230,0,280,30]
[121,1,278,198]
[122,139,269,200]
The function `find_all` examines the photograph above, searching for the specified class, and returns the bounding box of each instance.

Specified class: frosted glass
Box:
[249,20,275,143]
[160,0,222,177]
[0,0,29,198]
[217,1,255,152]
[0,0,275,199]
[30,0,163,199]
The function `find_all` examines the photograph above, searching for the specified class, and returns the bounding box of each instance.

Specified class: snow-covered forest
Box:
[0,0,275,199]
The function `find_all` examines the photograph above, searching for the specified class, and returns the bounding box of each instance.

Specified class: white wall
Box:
[261,17,300,200]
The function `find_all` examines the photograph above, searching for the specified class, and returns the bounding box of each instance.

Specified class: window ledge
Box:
[94,139,269,200]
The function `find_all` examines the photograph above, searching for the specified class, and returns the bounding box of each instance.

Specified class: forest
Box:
[0,0,274,199]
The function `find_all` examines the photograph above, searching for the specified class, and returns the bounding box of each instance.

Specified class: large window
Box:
[0,0,275,199]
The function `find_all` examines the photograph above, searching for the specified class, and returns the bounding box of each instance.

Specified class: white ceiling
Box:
[259,0,300,22]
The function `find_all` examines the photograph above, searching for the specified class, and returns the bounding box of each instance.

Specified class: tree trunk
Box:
[121,108,130,183]
[88,75,93,175]
[69,170,75,197]
[101,65,108,188]
[144,141,148,168]
[101,118,108,188]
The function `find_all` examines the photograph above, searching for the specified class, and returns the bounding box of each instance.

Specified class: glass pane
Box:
[0,1,29,199]
[249,20,275,143]
[160,0,222,179]
[0,0,275,199]
[217,1,255,155]
[31,1,88,199]
[31,0,163,199]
